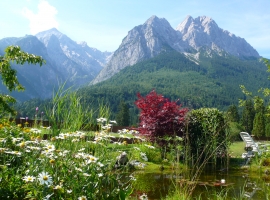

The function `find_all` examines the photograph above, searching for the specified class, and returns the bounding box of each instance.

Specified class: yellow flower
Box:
[17,124,22,127]
[3,122,10,126]
[23,128,30,133]
[19,142,25,148]
[36,136,41,141]
[49,159,55,164]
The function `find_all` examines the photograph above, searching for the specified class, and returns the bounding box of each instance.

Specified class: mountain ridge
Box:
[0,28,112,101]
[91,15,260,84]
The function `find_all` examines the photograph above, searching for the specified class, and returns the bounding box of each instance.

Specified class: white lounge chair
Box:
[239,132,269,163]
[239,132,262,155]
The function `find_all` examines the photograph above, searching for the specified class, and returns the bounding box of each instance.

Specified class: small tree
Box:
[239,58,270,134]
[227,104,240,123]
[135,90,188,142]
[116,101,130,126]
[252,97,265,137]
[241,99,255,133]
[0,45,45,115]
[186,108,229,166]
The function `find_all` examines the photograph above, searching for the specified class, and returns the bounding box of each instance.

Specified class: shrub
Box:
[186,108,229,163]
[135,90,188,144]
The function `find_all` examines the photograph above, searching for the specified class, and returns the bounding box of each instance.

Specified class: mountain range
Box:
[91,15,259,84]
[0,15,268,116]
[0,28,112,101]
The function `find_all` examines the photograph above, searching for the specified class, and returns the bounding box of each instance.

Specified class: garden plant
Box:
[1,45,270,199]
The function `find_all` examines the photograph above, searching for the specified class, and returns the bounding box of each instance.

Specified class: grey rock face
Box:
[0,28,112,101]
[176,16,259,58]
[36,28,113,87]
[92,15,260,84]
[92,16,187,84]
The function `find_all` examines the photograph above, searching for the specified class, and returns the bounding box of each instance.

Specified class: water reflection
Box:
[131,169,270,200]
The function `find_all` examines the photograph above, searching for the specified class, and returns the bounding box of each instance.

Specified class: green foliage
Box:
[15,98,48,118]
[186,108,229,163]
[228,122,243,141]
[266,123,270,137]
[17,50,270,124]
[77,51,268,124]
[45,84,94,135]
[116,101,130,126]
[0,94,17,116]
[252,98,266,136]
[226,104,240,123]
[239,58,270,136]
[0,45,45,115]
[253,112,265,137]
[0,119,135,199]
[240,100,255,133]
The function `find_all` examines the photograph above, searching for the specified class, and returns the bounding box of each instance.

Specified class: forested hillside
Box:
[16,50,269,125]
[79,50,268,124]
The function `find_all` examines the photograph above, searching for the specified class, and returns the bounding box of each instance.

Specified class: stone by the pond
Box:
[115,151,129,168]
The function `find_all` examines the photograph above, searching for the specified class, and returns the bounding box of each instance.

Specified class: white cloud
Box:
[22,0,58,34]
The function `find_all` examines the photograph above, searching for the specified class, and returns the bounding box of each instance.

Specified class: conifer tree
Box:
[227,104,240,122]
[252,97,265,137]
[116,101,130,126]
[241,99,255,134]
[253,112,265,136]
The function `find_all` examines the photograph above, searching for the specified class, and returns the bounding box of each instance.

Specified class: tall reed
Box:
[45,83,94,135]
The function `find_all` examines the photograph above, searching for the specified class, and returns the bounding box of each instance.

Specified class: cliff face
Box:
[0,28,112,101]
[92,15,259,84]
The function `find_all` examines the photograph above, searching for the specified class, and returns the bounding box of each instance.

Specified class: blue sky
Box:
[1,0,270,58]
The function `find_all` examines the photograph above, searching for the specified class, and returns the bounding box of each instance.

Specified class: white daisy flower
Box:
[22,175,35,183]
[78,195,87,200]
[30,128,42,134]
[38,172,52,186]
[139,193,148,200]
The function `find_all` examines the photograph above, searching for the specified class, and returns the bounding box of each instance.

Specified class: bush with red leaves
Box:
[135,90,188,142]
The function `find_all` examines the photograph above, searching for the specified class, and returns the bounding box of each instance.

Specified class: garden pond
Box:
[130,165,270,199]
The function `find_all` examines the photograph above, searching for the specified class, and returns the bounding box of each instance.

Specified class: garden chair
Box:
[239,132,269,163]
[243,179,261,200]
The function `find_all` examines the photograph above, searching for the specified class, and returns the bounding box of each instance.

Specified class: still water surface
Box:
[131,168,270,199]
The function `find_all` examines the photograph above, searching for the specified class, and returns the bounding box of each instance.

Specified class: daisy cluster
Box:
[0,119,136,199]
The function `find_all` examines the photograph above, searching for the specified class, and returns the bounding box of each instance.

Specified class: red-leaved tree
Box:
[135,90,188,142]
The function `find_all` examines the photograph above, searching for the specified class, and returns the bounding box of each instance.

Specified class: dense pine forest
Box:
[16,50,269,126]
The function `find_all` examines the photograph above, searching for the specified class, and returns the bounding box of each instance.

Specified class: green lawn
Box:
[229,141,246,157]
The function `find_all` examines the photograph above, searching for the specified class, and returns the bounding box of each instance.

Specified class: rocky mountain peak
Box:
[177,15,218,36]
[35,28,64,47]
[176,15,259,58]
[77,41,88,47]
[143,15,171,28]
[91,15,184,84]
[92,15,260,84]
[176,15,194,33]
[144,15,159,24]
